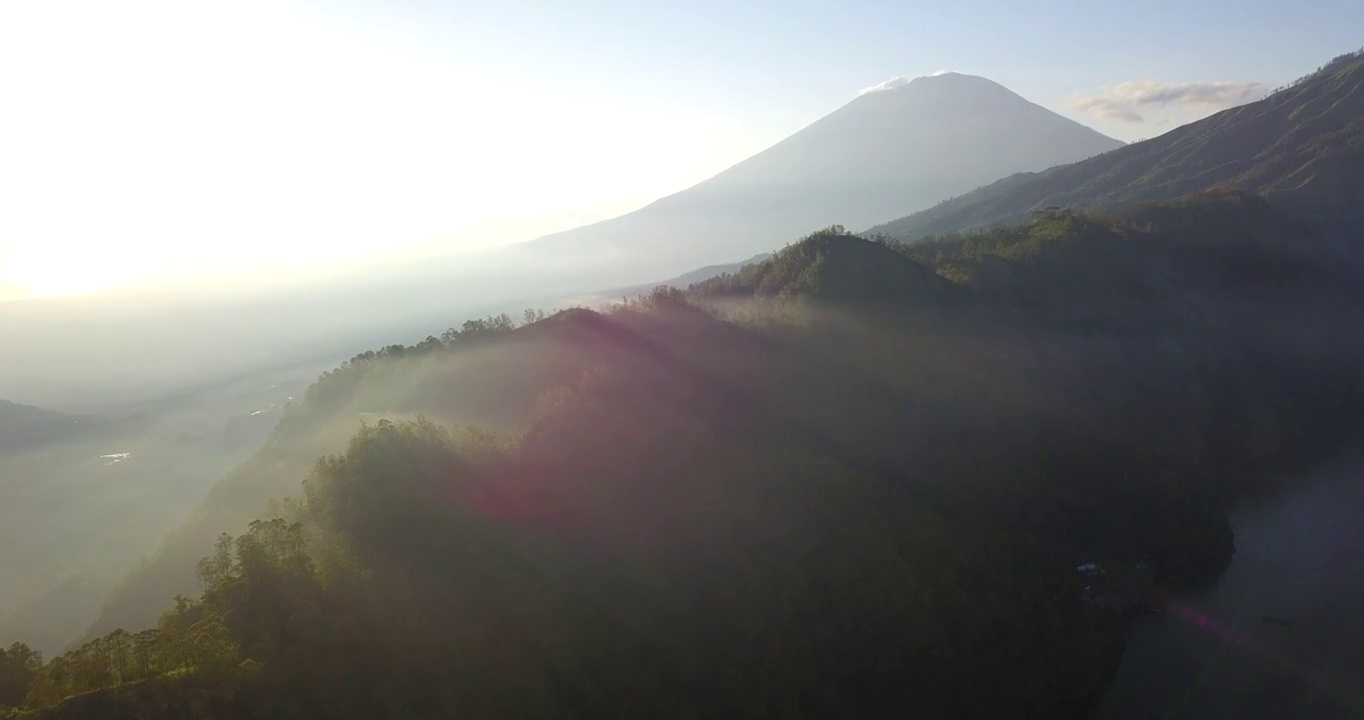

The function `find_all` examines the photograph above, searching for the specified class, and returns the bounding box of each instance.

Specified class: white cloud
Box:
[1071,80,1266,124]
[860,69,957,95]
[860,76,914,94]
[1071,97,1146,124]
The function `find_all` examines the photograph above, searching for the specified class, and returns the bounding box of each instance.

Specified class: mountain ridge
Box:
[870,51,1364,240]
[0,400,89,454]
[39,188,1364,720]
[526,73,1123,280]
[690,227,958,309]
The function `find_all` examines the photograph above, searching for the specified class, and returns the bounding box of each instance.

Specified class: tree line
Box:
[4,193,1363,718]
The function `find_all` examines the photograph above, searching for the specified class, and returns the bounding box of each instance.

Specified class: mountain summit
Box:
[871,50,1364,240]
[527,73,1122,280]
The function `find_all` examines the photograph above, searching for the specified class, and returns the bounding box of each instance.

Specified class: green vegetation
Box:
[0,367,315,656]
[691,225,957,308]
[86,308,676,641]
[3,180,1360,717]
[869,53,1364,241]
[1,643,42,709]
[13,46,1364,713]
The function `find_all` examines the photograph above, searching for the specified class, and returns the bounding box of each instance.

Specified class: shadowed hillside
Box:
[24,179,1357,718]
[8,48,1364,720]
[85,305,779,637]
[691,226,963,313]
[0,402,91,455]
[871,50,1364,240]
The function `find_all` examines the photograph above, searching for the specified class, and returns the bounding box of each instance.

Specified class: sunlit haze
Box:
[0,2,794,297]
[1,0,1363,713]
[1,0,1357,298]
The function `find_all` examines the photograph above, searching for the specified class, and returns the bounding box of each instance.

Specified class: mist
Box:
[0,239,757,653]
[0,238,720,411]
[0,361,323,654]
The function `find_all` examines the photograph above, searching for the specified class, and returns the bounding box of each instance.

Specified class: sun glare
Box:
[0,2,785,301]
[0,240,147,298]
[2,266,109,299]
[20,275,105,298]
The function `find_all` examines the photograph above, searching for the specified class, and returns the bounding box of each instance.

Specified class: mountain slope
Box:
[691,227,958,308]
[0,400,88,454]
[85,305,779,637]
[529,73,1122,279]
[603,252,773,301]
[657,253,772,289]
[28,193,1364,720]
[872,51,1364,240]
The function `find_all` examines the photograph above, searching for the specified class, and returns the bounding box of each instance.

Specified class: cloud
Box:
[1118,80,1267,107]
[859,70,955,95]
[860,76,913,94]
[1071,80,1266,124]
[1071,97,1146,123]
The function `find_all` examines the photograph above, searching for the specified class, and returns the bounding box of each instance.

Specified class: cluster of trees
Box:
[302,312,529,415]
[23,617,237,709]
[0,643,42,710]
[0,307,1123,715]
[1,403,1127,718]
[6,188,1362,717]
[87,309,568,638]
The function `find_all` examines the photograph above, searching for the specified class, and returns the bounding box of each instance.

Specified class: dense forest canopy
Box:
[8,43,1364,717]
[3,177,1362,718]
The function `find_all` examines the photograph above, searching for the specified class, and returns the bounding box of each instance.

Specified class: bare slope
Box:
[872,52,1364,240]
[529,73,1121,279]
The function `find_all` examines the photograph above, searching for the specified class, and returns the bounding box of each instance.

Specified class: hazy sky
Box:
[0,0,1357,298]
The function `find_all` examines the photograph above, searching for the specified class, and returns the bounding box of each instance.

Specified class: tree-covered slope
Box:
[82,314,589,637]
[870,50,1364,241]
[691,226,959,308]
[15,68,1364,712]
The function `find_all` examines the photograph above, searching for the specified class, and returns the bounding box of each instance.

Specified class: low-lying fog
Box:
[0,241,755,654]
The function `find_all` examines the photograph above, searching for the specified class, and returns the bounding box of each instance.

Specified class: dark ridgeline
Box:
[0,401,91,455]
[3,52,1363,720]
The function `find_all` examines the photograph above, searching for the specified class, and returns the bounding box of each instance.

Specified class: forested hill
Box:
[0,401,90,454]
[4,183,1361,718]
[870,49,1364,241]
[690,230,959,308]
[84,309,683,638]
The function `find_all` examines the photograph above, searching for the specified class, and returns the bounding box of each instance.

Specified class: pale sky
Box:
[1,0,1357,298]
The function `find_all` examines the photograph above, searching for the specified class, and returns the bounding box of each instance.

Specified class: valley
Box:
[0,29,1360,720]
